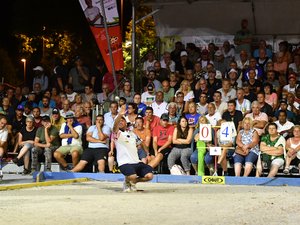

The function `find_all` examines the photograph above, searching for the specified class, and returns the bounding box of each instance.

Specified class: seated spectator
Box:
[169,72,181,93]
[185,102,201,127]
[243,58,264,81]
[51,87,61,107]
[160,80,175,103]
[133,117,151,164]
[278,41,292,64]
[31,115,60,172]
[263,82,278,110]
[72,115,110,173]
[274,52,288,85]
[196,93,208,115]
[245,101,268,136]
[32,107,42,128]
[23,103,33,117]
[206,103,221,126]
[213,50,230,76]
[38,90,56,109]
[253,39,273,59]
[265,70,280,92]
[186,43,200,64]
[212,91,227,116]
[32,83,43,104]
[12,116,36,174]
[255,48,272,73]
[143,51,157,76]
[256,123,286,177]
[104,101,118,131]
[274,110,294,139]
[10,105,26,152]
[242,81,257,103]
[56,93,67,110]
[0,116,8,160]
[167,102,179,126]
[257,91,274,121]
[154,61,170,84]
[141,82,156,106]
[75,105,91,129]
[124,103,138,130]
[148,113,175,172]
[143,70,162,91]
[96,83,114,107]
[236,50,249,72]
[171,41,185,64]
[194,78,214,103]
[222,40,235,61]
[39,96,53,116]
[71,93,84,111]
[1,97,15,123]
[133,93,147,117]
[236,88,251,116]
[246,69,262,95]
[65,84,77,103]
[193,62,206,81]
[175,80,195,102]
[151,91,168,118]
[175,51,194,77]
[32,66,48,91]
[143,106,160,133]
[222,100,243,131]
[234,117,260,177]
[81,84,96,103]
[50,108,65,131]
[175,91,187,116]
[288,54,300,76]
[217,78,237,103]
[198,49,213,70]
[168,116,193,175]
[83,101,93,119]
[120,81,135,104]
[283,73,298,95]
[160,51,175,73]
[286,92,299,116]
[54,112,83,170]
[283,125,300,174]
[227,69,242,89]
[60,99,74,118]
[274,99,295,123]
[206,68,222,91]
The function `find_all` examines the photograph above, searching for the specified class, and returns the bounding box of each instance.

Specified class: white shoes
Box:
[123,180,137,192]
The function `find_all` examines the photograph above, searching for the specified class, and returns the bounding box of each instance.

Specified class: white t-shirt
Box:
[275,120,294,138]
[113,130,141,166]
[59,123,82,146]
[87,125,111,149]
[160,60,175,72]
[66,92,77,102]
[217,88,237,103]
[283,84,299,95]
[143,60,157,73]
[212,102,228,116]
[175,90,194,102]
[236,99,251,115]
[206,112,222,126]
[150,101,168,117]
[196,103,208,115]
[0,128,8,142]
[84,7,102,25]
[141,92,156,105]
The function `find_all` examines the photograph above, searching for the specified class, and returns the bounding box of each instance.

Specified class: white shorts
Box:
[271,158,284,168]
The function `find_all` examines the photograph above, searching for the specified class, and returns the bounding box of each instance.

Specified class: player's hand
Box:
[118,104,127,116]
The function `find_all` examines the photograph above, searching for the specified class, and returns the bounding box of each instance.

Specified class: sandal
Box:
[283,167,290,175]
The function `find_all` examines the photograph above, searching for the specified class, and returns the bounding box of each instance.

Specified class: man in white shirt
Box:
[274,110,294,138]
[235,88,251,115]
[151,91,168,118]
[206,103,222,126]
[104,101,118,131]
[160,51,175,72]
[143,51,157,75]
[141,82,156,106]
[212,91,228,116]
[283,74,299,95]
[84,0,103,26]
[217,78,237,102]
[112,105,153,192]
[54,112,83,171]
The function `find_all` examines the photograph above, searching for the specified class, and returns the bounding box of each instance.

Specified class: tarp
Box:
[144,0,300,36]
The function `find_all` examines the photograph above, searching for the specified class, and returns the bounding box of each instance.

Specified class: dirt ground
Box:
[0,181,299,225]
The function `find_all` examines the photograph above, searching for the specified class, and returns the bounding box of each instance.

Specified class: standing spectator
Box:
[175,51,194,77]
[51,57,68,93]
[54,112,83,170]
[31,115,60,172]
[32,66,48,91]
[90,61,106,93]
[68,56,90,92]
[171,41,185,63]
[168,116,193,175]
[234,19,252,56]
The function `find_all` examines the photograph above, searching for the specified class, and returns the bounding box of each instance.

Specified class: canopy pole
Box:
[99,0,118,94]
[251,0,257,34]
[131,0,137,90]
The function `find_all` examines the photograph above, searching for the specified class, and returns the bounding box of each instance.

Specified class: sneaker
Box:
[23,169,31,175]
[12,158,19,164]
[61,165,72,172]
[209,168,214,176]
[283,167,290,175]
[129,181,137,192]
[123,181,131,193]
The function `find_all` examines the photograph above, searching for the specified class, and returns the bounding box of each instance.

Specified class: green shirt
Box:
[160,88,174,103]
[261,134,285,159]
[36,126,60,147]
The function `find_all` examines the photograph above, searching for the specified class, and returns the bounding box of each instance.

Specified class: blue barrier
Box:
[33,172,300,187]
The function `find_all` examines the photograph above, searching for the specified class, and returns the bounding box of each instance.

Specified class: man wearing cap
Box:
[175,51,194,77]
[33,66,48,91]
[228,68,242,89]
[213,50,230,76]
[141,82,156,106]
[51,108,65,131]
[54,112,83,170]
[148,113,175,173]
[283,73,299,95]
[112,105,153,192]
[10,105,26,152]
[32,115,60,172]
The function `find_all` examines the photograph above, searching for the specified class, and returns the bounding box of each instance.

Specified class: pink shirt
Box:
[245,112,268,136]
[265,93,277,108]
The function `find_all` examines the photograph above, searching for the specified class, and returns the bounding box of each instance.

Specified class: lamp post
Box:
[21,58,26,83]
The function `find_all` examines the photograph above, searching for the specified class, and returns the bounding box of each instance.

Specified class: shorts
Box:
[119,162,153,177]
[138,148,147,160]
[233,151,258,166]
[158,147,171,157]
[81,148,108,164]
[56,145,83,156]
[291,157,300,167]
[270,158,284,167]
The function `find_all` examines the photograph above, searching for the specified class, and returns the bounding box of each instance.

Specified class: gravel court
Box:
[0,181,299,225]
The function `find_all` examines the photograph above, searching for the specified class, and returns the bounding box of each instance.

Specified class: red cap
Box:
[288,74,297,80]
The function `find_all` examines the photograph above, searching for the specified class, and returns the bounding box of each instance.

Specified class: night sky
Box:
[0,0,132,61]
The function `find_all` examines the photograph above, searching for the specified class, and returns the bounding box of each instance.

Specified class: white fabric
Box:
[236,99,251,115]
[206,112,222,126]
[59,123,82,146]
[150,101,168,117]
[141,92,156,105]
[87,125,111,148]
[0,128,8,142]
[160,59,175,72]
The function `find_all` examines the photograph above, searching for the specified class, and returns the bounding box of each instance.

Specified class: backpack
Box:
[170,164,186,175]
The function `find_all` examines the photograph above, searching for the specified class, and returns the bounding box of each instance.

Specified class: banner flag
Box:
[78,0,124,73]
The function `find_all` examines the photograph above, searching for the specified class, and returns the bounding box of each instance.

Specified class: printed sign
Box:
[220,122,232,142]
[199,124,212,141]
[209,147,222,156]
[202,176,225,185]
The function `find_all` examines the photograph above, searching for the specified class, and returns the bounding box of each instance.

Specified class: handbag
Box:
[235,146,248,156]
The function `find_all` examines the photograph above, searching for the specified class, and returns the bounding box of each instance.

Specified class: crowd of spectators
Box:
[0,19,300,177]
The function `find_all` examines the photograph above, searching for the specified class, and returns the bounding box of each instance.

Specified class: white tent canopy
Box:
[143,0,300,37]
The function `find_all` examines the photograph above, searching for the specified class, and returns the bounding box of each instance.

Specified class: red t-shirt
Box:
[153,125,174,147]
[143,115,160,133]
